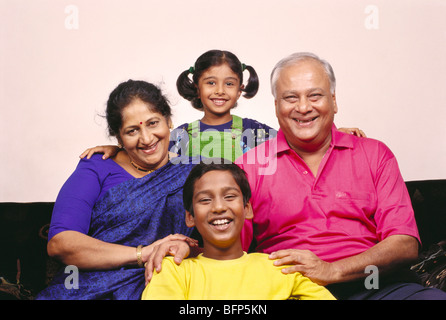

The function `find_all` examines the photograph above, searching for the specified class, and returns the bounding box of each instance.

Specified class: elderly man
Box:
[146,52,446,300]
[234,52,445,299]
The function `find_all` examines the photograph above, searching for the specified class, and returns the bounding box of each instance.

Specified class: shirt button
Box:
[303,170,308,175]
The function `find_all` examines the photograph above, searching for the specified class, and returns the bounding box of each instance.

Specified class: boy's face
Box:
[186,170,253,260]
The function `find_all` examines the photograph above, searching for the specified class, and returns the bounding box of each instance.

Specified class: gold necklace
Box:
[130,161,154,174]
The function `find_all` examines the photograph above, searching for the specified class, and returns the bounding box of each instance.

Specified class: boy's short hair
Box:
[183,159,252,216]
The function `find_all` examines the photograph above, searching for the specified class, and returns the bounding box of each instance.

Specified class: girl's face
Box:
[118,98,171,172]
[197,63,243,124]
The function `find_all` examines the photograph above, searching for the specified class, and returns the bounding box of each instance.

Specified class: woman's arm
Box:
[48,230,197,270]
[48,156,197,271]
[48,231,139,270]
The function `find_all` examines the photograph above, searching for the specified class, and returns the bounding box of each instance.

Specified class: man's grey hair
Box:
[270,52,336,98]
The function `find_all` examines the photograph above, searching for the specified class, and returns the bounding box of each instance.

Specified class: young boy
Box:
[141,161,335,300]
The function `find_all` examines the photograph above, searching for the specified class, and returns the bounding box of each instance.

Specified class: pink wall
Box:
[1,0,445,201]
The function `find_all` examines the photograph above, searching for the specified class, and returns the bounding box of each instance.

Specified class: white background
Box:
[1,0,445,202]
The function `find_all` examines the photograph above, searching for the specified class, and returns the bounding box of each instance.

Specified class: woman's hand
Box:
[143,234,198,285]
[79,145,120,160]
[338,127,367,137]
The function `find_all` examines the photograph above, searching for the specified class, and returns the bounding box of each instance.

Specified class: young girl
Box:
[81,50,365,161]
[169,49,276,162]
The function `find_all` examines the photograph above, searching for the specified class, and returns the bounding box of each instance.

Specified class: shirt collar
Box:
[276,123,354,153]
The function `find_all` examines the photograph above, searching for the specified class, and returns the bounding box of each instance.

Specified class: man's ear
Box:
[332,91,338,114]
[244,202,253,220]
[274,99,279,118]
[185,210,196,228]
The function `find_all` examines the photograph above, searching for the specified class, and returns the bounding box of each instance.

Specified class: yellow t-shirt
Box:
[141,252,335,300]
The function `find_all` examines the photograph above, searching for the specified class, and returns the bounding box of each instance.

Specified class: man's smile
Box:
[293,116,319,125]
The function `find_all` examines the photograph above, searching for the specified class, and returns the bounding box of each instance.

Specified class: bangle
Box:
[136,245,144,268]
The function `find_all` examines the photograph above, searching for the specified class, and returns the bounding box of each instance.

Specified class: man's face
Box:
[274,59,338,154]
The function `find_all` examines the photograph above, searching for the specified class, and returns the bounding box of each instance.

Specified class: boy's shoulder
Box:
[245,252,282,267]
[245,252,271,260]
[161,252,275,269]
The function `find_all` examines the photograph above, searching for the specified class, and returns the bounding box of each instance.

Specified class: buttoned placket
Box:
[288,144,335,199]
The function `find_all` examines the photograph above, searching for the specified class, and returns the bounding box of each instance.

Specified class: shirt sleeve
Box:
[291,274,336,300]
[48,158,103,240]
[372,143,420,243]
[241,118,278,150]
[141,257,187,300]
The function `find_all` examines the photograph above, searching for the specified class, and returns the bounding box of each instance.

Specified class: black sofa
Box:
[1,179,445,299]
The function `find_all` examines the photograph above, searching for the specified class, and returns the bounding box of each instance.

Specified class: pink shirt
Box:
[236,125,420,263]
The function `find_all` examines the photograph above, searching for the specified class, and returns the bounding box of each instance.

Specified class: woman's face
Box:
[118,98,171,171]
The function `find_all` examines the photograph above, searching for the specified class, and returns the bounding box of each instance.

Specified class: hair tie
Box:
[189,66,195,74]
[241,63,246,71]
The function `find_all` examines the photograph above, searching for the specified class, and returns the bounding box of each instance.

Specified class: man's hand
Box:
[144,238,196,285]
[269,235,419,287]
[269,249,340,286]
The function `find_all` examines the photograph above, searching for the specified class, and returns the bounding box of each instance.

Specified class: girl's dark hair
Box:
[182,159,252,216]
[106,80,172,137]
[176,50,259,111]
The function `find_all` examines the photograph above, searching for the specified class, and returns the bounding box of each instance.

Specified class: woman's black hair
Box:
[182,159,252,217]
[106,80,172,137]
[176,50,259,111]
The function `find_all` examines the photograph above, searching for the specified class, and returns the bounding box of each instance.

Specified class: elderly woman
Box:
[36,80,196,300]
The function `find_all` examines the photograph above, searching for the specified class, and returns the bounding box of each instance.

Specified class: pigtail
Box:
[242,64,259,99]
[176,69,203,110]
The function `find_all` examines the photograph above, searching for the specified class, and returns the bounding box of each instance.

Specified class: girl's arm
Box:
[338,127,367,137]
[79,145,120,160]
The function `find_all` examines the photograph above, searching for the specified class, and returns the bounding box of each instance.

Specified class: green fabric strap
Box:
[187,115,243,162]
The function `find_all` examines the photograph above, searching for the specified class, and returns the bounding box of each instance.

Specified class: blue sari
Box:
[36,160,195,300]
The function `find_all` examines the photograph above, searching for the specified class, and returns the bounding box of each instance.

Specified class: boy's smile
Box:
[186,170,253,260]
[209,217,232,230]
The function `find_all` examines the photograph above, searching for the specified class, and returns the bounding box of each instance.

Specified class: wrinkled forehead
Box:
[276,60,331,92]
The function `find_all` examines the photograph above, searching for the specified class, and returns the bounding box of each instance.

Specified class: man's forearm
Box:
[329,234,419,284]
